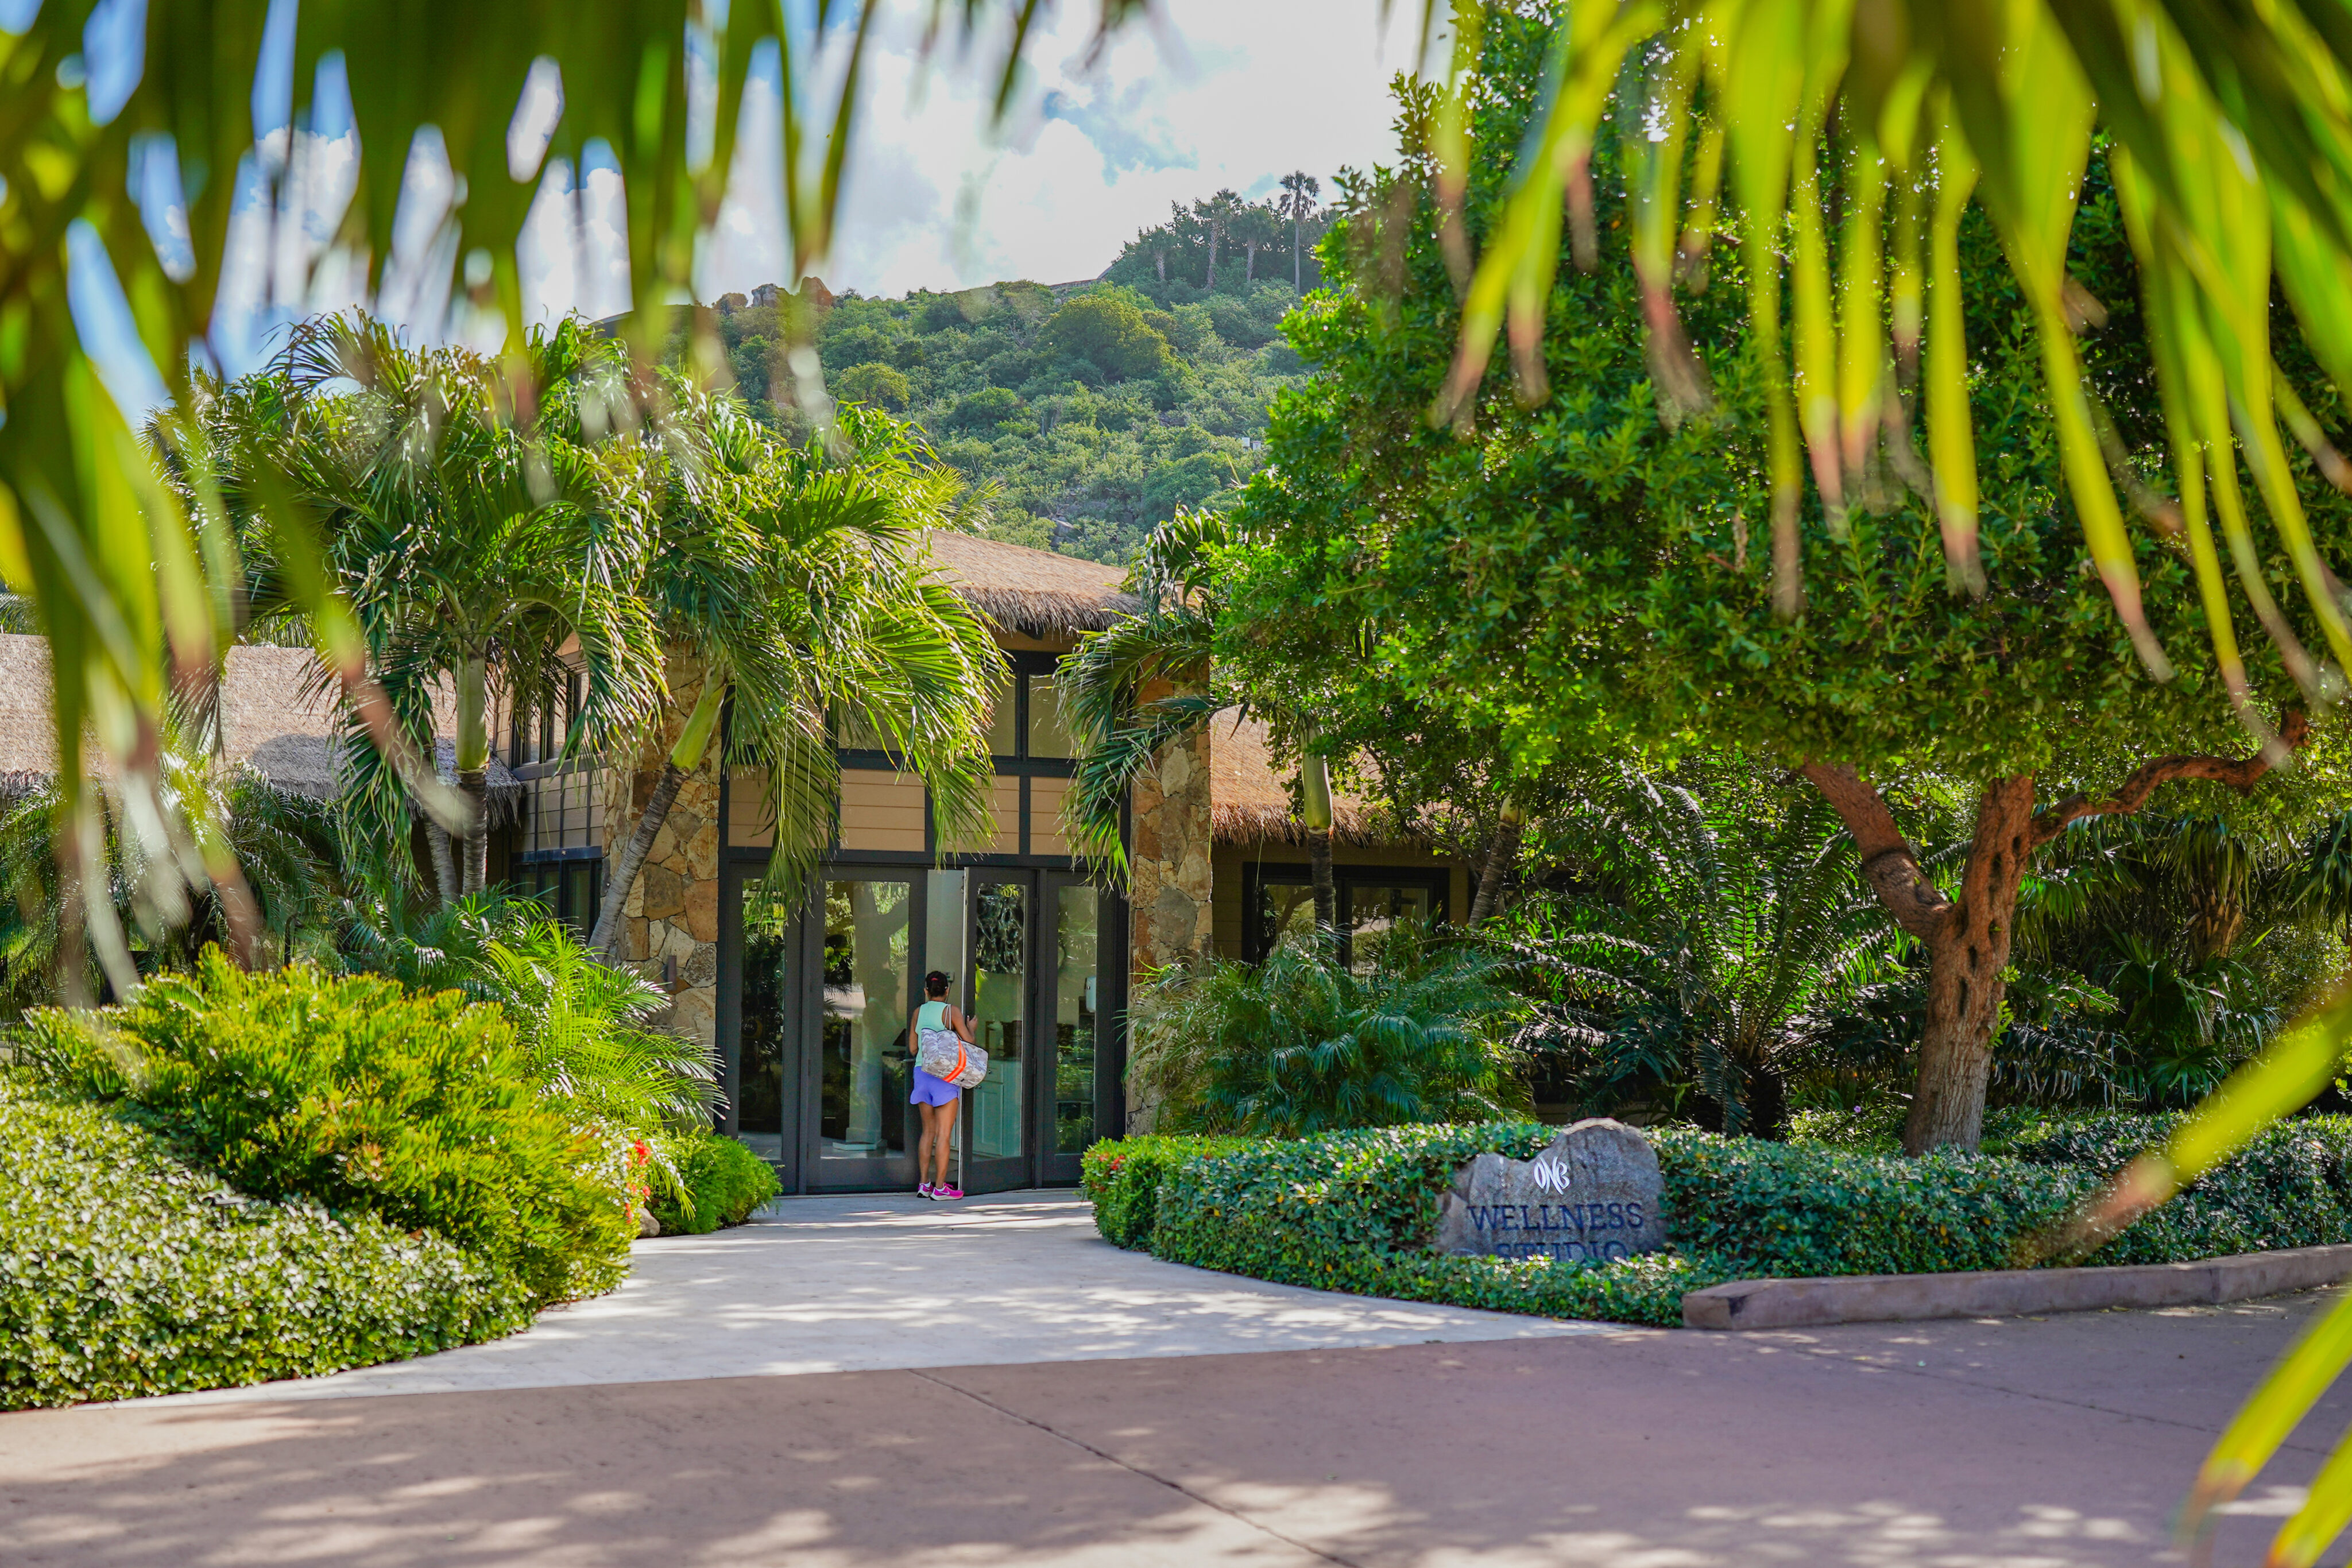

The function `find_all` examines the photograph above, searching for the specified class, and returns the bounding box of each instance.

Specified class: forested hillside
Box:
[688,184,1332,564]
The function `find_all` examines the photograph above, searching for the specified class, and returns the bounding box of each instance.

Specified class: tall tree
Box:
[1278,172,1321,291]
[1062,510,1339,926]
[1196,189,1245,289]
[214,314,666,903]
[585,401,1000,958]
[1221,12,2352,1159]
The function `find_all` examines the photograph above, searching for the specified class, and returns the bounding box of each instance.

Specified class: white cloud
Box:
[709,0,1427,299]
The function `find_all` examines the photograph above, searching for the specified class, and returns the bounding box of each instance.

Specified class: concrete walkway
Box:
[14,1195,2352,1565]
[148,1191,1597,1405]
[11,1292,2352,1566]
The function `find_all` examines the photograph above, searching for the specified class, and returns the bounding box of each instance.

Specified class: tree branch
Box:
[1797,761,1955,941]
[2028,711,2309,848]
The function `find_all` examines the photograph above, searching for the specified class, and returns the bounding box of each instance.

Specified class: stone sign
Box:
[1434,1118,1666,1263]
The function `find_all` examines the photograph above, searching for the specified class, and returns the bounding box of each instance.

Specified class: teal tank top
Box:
[916,1000,949,1031]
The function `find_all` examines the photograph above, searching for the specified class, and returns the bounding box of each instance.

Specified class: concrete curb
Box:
[1681,1242,2352,1330]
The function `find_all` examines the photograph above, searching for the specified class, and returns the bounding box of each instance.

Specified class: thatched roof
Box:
[1209,708,1392,846]
[0,635,519,816]
[0,635,56,775]
[924,530,1136,638]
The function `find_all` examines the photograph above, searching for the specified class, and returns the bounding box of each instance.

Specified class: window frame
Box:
[1240,861,1453,966]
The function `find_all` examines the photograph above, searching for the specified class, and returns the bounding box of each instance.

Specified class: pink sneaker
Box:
[918,1183,936,1199]
[937,1186,965,1201]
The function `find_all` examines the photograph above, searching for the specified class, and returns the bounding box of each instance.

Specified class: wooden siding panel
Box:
[726,766,773,848]
[942,777,1020,854]
[1027,775,1072,857]
[840,769,927,852]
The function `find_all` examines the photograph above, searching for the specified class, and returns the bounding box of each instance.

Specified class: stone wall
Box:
[611,651,724,1054]
[1125,682,1214,1129]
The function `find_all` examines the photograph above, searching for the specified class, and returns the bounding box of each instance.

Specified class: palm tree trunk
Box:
[1469,807,1523,924]
[589,677,725,959]
[1245,242,1256,283]
[1300,745,1335,930]
[456,656,491,896]
[591,760,686,958]
[1293,219,1302,289]
[430,825,459,907]
[1308,830,1335,930]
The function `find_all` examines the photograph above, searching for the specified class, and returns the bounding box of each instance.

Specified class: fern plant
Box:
[1499,762,1895,1138]
[1130,927,1526,1137]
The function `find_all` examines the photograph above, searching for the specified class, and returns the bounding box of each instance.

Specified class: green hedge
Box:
[1097,1115,2352,1328]
[11,952,635,1304]
[651,1132,782,1235]
[0,1079,533,1410]
[1081,1134,1258,1249]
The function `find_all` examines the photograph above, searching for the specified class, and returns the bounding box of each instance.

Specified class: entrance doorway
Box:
[718,861,1114,1193]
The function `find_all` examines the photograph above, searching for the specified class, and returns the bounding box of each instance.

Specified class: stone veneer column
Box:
[1124,682,1214,1130]
[609,650,723,1052]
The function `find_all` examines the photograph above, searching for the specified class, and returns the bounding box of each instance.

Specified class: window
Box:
[516,857,603,936]
[842,652,1078,766]
[1243,863,1450,969]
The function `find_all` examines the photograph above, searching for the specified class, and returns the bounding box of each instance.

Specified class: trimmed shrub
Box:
[651,1133,782,1236]
[1081,1134,1256,1249]
[1112,1117,2352,1328]
[0,1078,532,1410]
[11,951,634,1304]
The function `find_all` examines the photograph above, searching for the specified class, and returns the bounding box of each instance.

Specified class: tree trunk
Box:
[1468,810,1523,924]
[430,825,458,907]
[1245,241,1257,283]
[1803,723,2300,1155]
[1156,250,1165,282]
[455,656,491,897]
[1906,776,2036,1153]
[1206,226,1219,288]
[458,769,490,895]
[590,760,687,959]
[1308,829,1336,932]
[1294,220,1303,289]
[588,677,724,960]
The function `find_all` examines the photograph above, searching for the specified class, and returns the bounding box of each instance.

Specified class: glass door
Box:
[960,873,1032,1193]
[813,873,918,1189]
[1042,874,1101,1184]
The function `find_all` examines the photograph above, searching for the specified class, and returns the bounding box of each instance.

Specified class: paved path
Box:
[145,1191,1595,1404]
[8,1195,2351,1566]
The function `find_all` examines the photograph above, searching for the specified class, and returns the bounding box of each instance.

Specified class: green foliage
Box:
[1079,1133,1257,1250]
[0,1077,532,1411]
[1130,931,1527,1137]
[833,361,911,411]
[1105,1112,2352,1328]
[11,950,633,1305]
[648,1131,780,1235]
[0,743,339,1019]
[694,251,1310,562]
[1039,292,1178,381]
[1500,761,1895,1136]
[478,920,719,1135]
[1222,12,2350,806]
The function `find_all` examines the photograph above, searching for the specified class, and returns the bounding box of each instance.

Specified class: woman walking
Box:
[911,970,968,1200]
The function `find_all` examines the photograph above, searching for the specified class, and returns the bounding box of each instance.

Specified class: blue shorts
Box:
[910,1067,959,1107]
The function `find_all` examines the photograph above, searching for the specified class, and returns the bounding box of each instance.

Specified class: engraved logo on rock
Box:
[1433,1118,1666,1264]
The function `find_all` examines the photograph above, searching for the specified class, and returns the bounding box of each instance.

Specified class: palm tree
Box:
[1194,190,1245,291]
[214,314,666,903]
[1062,509,1340,926]
[1278,172,1321,291]
[1496,762,1891,1139]
[0,718,336,1016]
[583,400,1000,958]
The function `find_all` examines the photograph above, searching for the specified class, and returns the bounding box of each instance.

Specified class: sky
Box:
[71,1,1430,408]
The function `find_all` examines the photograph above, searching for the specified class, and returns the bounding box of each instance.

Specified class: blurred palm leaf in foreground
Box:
[0,0,1140,988]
